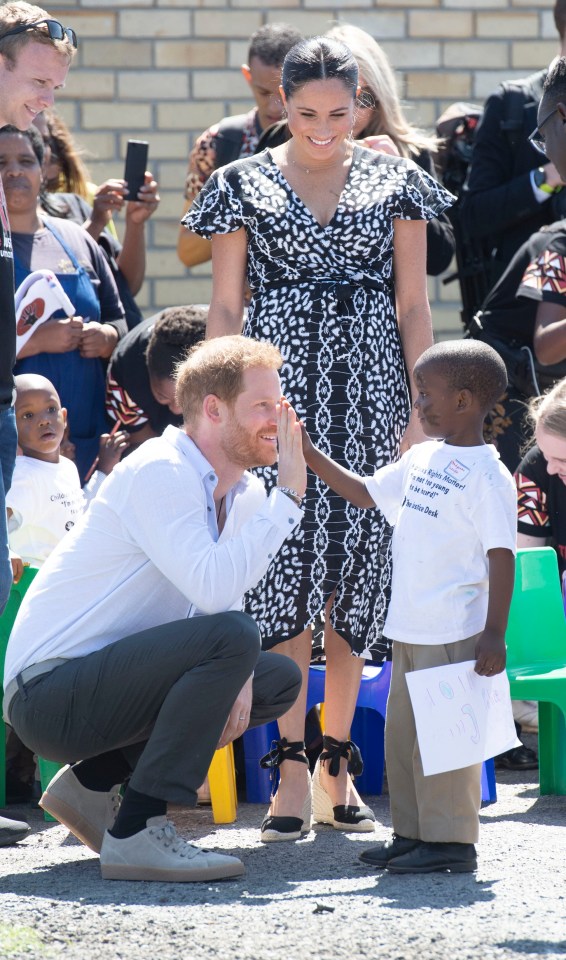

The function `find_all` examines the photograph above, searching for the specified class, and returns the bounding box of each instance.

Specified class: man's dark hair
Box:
[542,56,566,108]
[554,0,566,39]
[248,22,303,68]
[281,36,358,100]
[145,305,207,380]
[415,339,508,412]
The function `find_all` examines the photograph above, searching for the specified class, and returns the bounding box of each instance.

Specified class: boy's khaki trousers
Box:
[386,635,482,844]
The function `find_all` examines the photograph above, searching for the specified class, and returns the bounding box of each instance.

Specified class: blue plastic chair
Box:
[243,660,497,804]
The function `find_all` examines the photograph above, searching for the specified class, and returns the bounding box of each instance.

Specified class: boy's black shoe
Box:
[495,744,538,770]
[386,841,477,874]
[359,834,421,868]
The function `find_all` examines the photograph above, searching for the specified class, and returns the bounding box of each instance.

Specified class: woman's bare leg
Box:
[318,619,366,808]
[265,628,312,820]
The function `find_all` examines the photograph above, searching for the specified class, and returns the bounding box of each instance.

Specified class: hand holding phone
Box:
[123,139,149,202]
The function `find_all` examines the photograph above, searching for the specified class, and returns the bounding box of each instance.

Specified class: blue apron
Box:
[14,219,109,483]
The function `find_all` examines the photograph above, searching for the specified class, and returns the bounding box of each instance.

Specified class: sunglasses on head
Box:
[0,18,78,49]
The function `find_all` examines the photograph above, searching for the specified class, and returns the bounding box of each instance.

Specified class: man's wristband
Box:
[533,166,559,195]
[277,485,304,507]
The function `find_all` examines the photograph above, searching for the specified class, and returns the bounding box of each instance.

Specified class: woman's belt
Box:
[253,277,390,301]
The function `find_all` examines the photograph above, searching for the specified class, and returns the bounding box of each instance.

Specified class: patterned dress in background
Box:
[184,146,453,659]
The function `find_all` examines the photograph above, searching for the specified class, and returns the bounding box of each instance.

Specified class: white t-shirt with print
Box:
[7,455,85,567]
[365,441,517,645]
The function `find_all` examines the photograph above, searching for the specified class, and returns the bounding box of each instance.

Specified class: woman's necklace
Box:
[287,143,352,176]
[286,146,353,197]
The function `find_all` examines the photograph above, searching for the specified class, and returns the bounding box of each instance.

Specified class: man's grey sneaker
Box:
[0,814,30,847]
[39,764,121,853]
[99,817,245,882]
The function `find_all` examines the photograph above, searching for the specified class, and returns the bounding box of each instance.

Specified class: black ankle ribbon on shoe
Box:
[259,738,307,795]
[319,735,363,778]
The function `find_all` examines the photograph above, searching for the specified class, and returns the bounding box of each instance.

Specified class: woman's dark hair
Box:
[281,37,358,99]
[0,124,44,166]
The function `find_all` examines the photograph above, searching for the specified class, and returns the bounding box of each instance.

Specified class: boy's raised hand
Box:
[300,420,317,467]
[276,398,306,498]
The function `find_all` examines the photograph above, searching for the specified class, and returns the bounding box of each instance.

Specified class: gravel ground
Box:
[0,734,565,960]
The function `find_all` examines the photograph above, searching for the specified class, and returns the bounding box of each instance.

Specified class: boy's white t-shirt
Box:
[7,456,86,567]
[365,441,517,645]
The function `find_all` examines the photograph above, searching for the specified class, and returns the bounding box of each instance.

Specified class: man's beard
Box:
[220,417,278,470]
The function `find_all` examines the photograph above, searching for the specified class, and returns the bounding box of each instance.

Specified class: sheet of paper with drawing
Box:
[406,660,521,775]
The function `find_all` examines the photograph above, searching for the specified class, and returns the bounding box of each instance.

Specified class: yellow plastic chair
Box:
[506,547,566,795]
[207,743,237,824]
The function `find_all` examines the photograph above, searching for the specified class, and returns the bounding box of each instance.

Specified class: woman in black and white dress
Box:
[184,37,453,841]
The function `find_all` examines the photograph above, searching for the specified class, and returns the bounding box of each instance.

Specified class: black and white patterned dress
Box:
[184,146,453,659]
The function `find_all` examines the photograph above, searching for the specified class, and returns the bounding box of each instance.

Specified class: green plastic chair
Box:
[0,566,60,815]
[506,547,566,795]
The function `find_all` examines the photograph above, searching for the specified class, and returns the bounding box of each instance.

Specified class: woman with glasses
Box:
[326,23,454,277]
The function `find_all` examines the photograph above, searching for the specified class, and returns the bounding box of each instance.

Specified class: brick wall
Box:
[50,1,559,338]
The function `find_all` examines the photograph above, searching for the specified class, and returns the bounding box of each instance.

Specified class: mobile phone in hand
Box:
[123,139,149,201]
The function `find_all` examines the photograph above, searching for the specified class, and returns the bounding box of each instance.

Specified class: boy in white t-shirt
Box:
[7,374,85,573]
[7,374,128,577]
[302,340,517,874]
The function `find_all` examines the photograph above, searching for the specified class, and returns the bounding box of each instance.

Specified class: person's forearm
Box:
[307,444,374,508]
[117,220,146,296]
[128,481,304,615]
[98,324,120,358]
[485,547,515,635]
[533,317,566,365]
[206,300,245,339]
[83,215,107,242]
[103,316,127,339]
[397,302,434,404]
